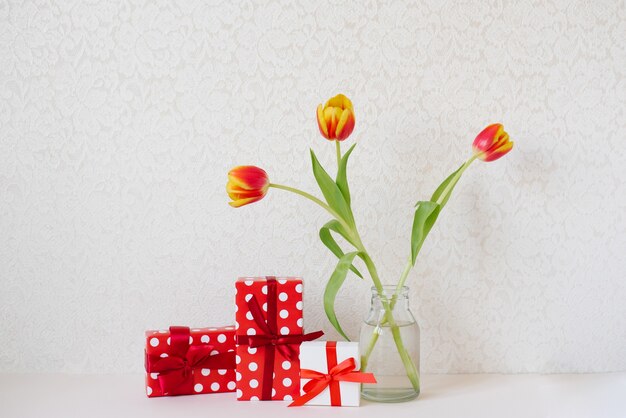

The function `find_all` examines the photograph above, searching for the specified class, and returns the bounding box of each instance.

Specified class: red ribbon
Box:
[289,341,377,407]
[145,326,236,396]
[236,276,324,400]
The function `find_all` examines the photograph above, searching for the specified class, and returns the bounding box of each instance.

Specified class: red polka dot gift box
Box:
[144,325,236,397]
[234,276,323,401]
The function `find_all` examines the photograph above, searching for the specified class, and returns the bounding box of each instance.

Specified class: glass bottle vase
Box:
[359,285,420,402]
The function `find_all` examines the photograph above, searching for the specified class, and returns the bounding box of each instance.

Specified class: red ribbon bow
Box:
[289,341,377,407]
[235,276,324,400]
[145,326,236,396]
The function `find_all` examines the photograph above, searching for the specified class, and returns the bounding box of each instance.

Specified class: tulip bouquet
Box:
[227,94,513,394]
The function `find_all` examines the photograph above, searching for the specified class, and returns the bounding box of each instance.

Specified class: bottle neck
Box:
[370,285,411,313]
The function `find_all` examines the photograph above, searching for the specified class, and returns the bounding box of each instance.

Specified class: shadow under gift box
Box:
[144,326,237,397]
[235,276,315,401]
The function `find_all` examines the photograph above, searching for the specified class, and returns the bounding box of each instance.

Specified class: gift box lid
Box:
[299,341,361,371]
[145,326,236,354]
[236,276,302,284]
[145,326,235,339]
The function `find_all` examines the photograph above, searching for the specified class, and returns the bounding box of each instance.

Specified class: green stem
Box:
[394,257,413,298]
[360,319,381,372]
[335,140,341,168]
[268,183,354,240]
[368,257,411,326]
[435,154,478,206]
[371,259,411,331]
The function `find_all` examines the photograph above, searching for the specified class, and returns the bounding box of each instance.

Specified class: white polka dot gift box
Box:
[234,276,323,401]
[288,341,376,407]
[144,325,236,397]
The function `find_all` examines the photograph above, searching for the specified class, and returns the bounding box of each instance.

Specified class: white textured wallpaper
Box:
[1,0,625,374]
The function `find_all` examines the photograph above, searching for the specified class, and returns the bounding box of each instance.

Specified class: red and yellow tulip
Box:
[431,124,514,208]
[227,166,269,208]
[316,94,355,141]
[472,123,514,162]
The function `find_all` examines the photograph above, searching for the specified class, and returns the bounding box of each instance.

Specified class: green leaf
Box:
[336,143,357,205]
[410,201,441,265]
[319,220,363,279]
[430,163,464,206]
[410,162,470,266]
[310,149,354,226]
[324,251,361,341]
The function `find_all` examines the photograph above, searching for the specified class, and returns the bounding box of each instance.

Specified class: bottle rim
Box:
[370,285,409,297]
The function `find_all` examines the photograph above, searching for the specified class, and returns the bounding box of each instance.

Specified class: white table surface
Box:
[1,373,624,418]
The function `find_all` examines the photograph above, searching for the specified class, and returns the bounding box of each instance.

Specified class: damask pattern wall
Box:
[1,0,625,374]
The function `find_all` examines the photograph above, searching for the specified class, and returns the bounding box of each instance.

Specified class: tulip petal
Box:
[227,183,265,200]
[335,109,349,138]
[228,166,269,190]
[228,195,264,208]
[489,131,509,152]
[483,141,514,162]
[323,107,334,137]
[335,108,355,141]
[331,107,343,139]
[316,104,329,138]
[325,94,352,110]
[341,95,353,111]
[473,123,503,153]
[227,174,251,190]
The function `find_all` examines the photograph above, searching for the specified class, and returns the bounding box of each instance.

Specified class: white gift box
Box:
[298,341,362,406]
